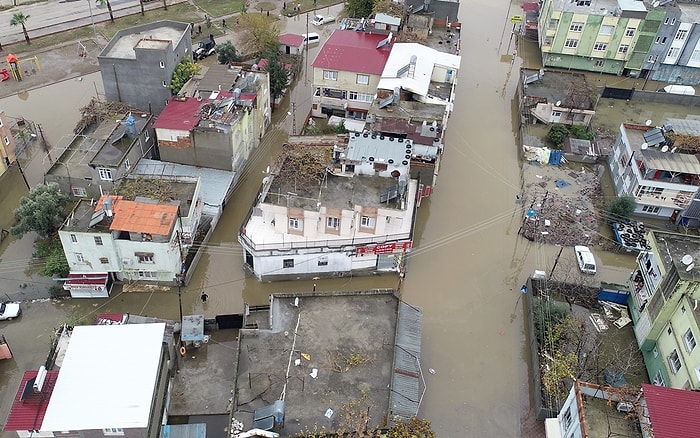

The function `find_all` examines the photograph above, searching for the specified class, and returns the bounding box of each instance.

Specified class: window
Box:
[676,29,688,40]
[0,119,3,127]
[99,257,109,264]
[618,45,629,54]
[548,19,559,29]
[125,158,131,170]
[75,253,85,263]
[625,27,635,37]
[318,255,328,266]
[669,350,682,374]
[98,168,113,181]
[327,217,340,229]
[543,37,553,46]
[653,346,659,358]
[136,252,155,263]
[137,271,156,279]
[70,234,78,244]
[94,236,103,246]
[283,259,294,268]
[656,36,667,44]
[289,217,302,230]
[323,70,338,81]
[642,205,660,214]
[360,216,376,228]
[569,22,584,32]
[356,74,369,85]
[348,91,374,102]
[594,60,604,67]
[103,429,124,436]
[3,136,9,145]
[159,61,165,68]
[564,39,579,48]
[552,111,562,117]
[664,17,671,25]
[600,25,614,35]
[653,370,666,386]
[685,329,697,353]
[562,407,573,430]
[575,0,591,5]
[593,42,607,51]
[71,186,87,197]
[668,47,681,58]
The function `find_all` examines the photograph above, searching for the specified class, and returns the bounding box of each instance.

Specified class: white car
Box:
[311,15,335,26]
[0,302,20,321]
[574,245,597,275]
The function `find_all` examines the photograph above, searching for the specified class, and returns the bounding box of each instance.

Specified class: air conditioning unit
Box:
[617,402,634,413]
[122,258,133,266]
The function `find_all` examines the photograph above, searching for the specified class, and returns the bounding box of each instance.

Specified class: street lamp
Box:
[87,0,99,47]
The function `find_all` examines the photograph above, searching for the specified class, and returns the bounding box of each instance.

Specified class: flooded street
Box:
[2,0,685,435]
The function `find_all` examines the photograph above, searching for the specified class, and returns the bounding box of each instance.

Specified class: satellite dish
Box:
[687,262,695,272]
[652,0,660,7]
[661,145,669,152]
[555,100,562,106]
[641,143,648,149]
[671,147,677,153]
[682,254,694,265]
[645,119,653,126]
[262,176,271,185]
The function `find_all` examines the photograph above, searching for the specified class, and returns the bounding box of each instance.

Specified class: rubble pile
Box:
[520,165,602,247]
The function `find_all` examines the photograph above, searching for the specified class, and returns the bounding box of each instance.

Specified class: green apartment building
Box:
[538,0,667,77]
[628,230,700,389]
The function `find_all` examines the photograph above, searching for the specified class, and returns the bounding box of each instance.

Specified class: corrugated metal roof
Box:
[642,149,700,175]
[279,33,304,47]
[665,118,700,136]
[133,159,235,217]
[161,423,206,438]
[311,30,391,75]
[107,198,179,235]
[642,383,700,437]
[4,370,60,431]
[389,301,423,424]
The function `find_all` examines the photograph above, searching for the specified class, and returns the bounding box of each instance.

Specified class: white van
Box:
[574,245,597,275]
[302,32,320,47]
[659,85,696,96]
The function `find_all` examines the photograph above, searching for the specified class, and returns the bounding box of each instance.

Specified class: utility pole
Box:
[305,12,309,83]
[291,102,297,135]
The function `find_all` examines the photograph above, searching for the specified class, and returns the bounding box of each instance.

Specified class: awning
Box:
[63,272,110,290]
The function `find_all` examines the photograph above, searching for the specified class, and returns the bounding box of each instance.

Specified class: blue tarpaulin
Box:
[555,179,571,188]
[548,149,563,165]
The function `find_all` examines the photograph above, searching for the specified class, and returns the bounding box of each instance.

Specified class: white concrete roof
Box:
[374,13,401,26]
[42,323,166,431]
[378,43,460,97]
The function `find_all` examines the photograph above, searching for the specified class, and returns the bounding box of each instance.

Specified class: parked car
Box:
[574,245,597,275]
[194,35,216,60]
[311,15,335,26]
[0,302,21,321]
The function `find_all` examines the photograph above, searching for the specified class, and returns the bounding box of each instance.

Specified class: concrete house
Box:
[44,112,156,199]
[0,110,17,176]
[58,178,202,294]
[651,3,700,86]
[538,0,649,76]
[98,21,192,115]
[311,30,393,120]
[238,136,418,281]
[608,119,700,220]
[279,33,304,55]
[627,231,700,390]
[153,66,270,176]
[518,69,595,127]
[3,323,171,438]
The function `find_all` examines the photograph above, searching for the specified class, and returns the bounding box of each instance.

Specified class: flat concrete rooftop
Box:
[233,291,400,435]
[100,21,188,60]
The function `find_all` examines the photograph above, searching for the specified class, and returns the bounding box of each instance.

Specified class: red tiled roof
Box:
[312,30,392,75]
[642,383,700,437]
[257,59,292,71]
[96,313,127,324]
[65,272,109,286]
[153,91,234,130]
[279,33,304,47]
[4,370,60,431]
[96,195,178,236]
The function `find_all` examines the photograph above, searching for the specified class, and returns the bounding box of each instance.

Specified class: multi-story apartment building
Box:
[98,20,192,115]
[627,231,700,389]
[608,118,700,220]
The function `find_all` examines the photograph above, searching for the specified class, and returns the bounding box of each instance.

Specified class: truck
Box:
[194,35,216,60]
[311,15,336,26]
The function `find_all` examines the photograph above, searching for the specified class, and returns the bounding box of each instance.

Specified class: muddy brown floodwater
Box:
[0,1,593,436]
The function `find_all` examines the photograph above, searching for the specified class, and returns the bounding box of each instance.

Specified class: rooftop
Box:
[522,69,594,109]
[312,30,392,75]
[642,383,700,438]
[41,324,166,431]
[378,43,460,98]
[647,230,700,281]
[4,370,60,432]
[99,20,189,60]
[102,196,179,235]
[279,33,304,47]
[547,0,644,15]
[234,291,422,436]
[622,123,700,175]
[153,90,259,132]
[47,113,151,179]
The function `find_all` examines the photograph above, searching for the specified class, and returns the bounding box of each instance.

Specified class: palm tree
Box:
[10,12,30,45]
[95,0,114,23]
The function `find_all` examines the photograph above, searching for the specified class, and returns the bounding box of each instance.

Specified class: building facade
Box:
[98,21,192,115]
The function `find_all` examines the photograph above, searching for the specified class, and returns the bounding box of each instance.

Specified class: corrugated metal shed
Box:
[4,370,60,431]
[642,149,700,174]
[388,301,424,425]
[161,423,206,438]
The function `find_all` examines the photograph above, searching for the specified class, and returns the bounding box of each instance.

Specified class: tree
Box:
[236,12,280,55]
[373,0,403,16]
[11,183,68,238]
[10,12,31,45]
[546,124,569,149]
[345,0,375,19]
[607,196,636,224]
[216,41,241,65]
[95,0,114,23]
[34,239,69,278]
[262,50,289,106]
[169,57,200,95]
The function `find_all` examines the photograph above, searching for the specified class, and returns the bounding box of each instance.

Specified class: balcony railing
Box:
[239,231,411,252]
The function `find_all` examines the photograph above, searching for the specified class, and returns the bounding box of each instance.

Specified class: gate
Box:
[601,87,635,100]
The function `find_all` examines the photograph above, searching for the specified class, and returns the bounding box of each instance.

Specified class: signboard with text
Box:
[356,241,412,256]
